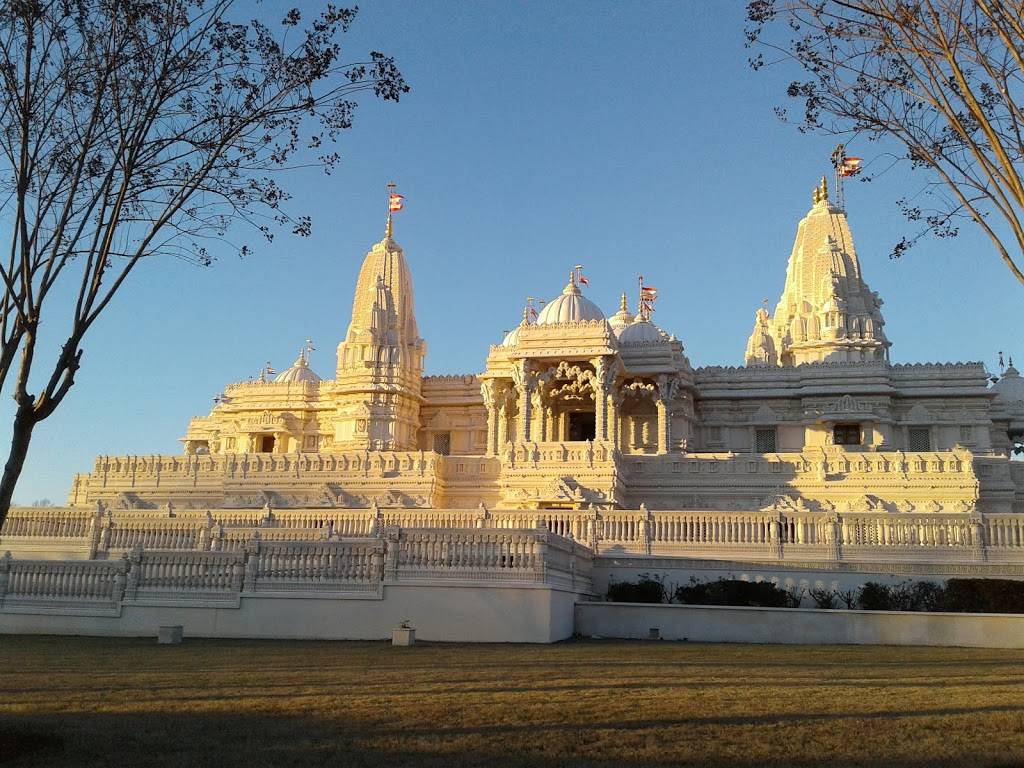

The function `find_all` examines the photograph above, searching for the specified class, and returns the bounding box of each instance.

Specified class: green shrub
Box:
[606,576,666,604]
[856,579,1024,613]
[856,581,895,611]
[942,578,1024,614]
[674,579,794,608]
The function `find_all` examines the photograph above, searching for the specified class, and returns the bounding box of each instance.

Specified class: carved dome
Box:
[618,318,665,345]
[536,278,605,325]
[501,326,522,347]
[608,293,635,334]
[992,365,1024,409]
[274,351,321,384]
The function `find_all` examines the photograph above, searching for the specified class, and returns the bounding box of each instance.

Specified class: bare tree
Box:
[746,0,1024,286]
[0,0,408,526]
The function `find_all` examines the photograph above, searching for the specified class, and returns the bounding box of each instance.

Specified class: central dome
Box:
[274,350,321,384]
[536,278,605,325]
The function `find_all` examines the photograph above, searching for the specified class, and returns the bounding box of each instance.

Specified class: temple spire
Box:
[812,176,828,205]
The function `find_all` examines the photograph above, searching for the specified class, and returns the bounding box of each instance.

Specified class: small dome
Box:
[618,318,665,345]
[608,293,634,334]
[536,278,605,325]
[274,351,321,384]
[992,365,1024,409]
[501,326,521,347]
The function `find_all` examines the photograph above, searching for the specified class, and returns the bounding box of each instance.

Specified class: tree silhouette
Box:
[746,0,1024,286]
[0,0,408,526]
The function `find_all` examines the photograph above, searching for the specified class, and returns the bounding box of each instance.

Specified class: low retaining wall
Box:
[0,584,578,643]
[574,602,1024,648]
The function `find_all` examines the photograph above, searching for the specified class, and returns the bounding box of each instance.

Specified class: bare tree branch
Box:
[0,0,408,524]
[747,0,1024,285]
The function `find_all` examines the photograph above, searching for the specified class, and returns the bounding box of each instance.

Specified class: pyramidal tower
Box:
[745,176,890,366]
[333,215,426,450]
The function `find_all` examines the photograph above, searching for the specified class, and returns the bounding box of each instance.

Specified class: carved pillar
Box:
[497,402,509,448]
[656,375,674,455]
[609,390,622,452]
[515,361,533,443]
[481,380,500,456]
[592,357,608,442]
[532,389,546,444]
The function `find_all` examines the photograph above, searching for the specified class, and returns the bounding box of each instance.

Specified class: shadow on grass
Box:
[3,708,1024,768]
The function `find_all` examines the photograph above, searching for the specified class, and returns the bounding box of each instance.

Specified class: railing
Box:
[131,550,240,597]
[6,504,1024,566]
[1,557,124,602]
[396,529,541,579]
[0,527,593,610]
[246,539,383,593]
[0,507,94,538]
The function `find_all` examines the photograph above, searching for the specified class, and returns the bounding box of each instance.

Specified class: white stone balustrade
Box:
[1,527,592,609]
[246,539,383,592]
[5,505,1024,567]
[396,529,541,578]
[1,557,124,602]
[0,507,94,538]
[133,550,241,596]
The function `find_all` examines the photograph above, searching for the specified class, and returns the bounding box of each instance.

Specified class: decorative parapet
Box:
[0,526,595,612]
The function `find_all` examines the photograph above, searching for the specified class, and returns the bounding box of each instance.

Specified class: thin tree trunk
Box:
[0,402,37,530]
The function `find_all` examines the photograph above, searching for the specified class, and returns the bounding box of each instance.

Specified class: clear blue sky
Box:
[6,1,1020,503]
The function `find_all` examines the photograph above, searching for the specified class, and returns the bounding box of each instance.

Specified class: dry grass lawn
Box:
[1,636,1023,767]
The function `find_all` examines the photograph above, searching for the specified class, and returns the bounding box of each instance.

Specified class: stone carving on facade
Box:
[33,179,1019,581]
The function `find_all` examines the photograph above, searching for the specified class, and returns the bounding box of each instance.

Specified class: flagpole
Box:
[385,180,397,237]
[832,144,844,210]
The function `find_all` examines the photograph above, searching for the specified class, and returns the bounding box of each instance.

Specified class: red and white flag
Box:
[838,157,862,177]
[389,193,405,212]
[641,286,658,300]
[578,274,589,286]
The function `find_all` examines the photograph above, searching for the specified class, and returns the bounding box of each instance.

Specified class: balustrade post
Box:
[243,532,261,591]
[971,515,987,562]
[771,515,784,560]
[0,551,11,599]
[825,515,841,561]
[384,526,401,581]
[112,566,126,604]
[124,545,142,600]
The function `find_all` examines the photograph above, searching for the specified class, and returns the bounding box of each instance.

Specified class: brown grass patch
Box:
[1,636,1023,767]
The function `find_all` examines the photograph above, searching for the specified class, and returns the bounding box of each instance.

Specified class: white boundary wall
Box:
[1,584,578,643]
[575,602,1024,648]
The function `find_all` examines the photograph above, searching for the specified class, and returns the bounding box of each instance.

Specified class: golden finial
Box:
[385,215,393,239]
[620,292,628,313]
[812,175,829,205]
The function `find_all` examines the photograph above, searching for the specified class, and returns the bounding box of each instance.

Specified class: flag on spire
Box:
[838,156,862,177]
[389,193,405,212]
[638,276,658,320]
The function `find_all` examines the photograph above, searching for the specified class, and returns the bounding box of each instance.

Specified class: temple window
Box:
[959,425,973,444]
[568,412,596,442]
[755,427,777,453]
[908,427,931,452]
[833,423,861,446]
[433,431,451,456]
[225,437,236,451]
[258,435,276,453]
[302,434,319,452]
